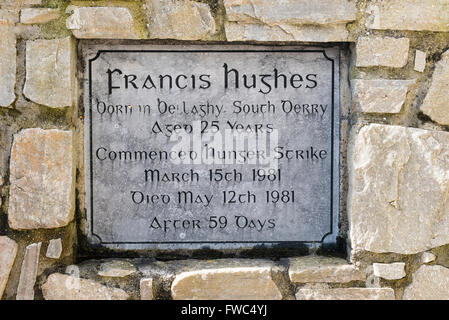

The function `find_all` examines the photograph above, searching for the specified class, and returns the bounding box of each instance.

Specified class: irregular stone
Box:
[145,0,215,40]
[350,124,449,254]
[23,37,73,108]
[66,6,138,39]
[0,0,41,7]
[356,37,409,68]
[422,252,436,264]
[0,236,18,299]
[296,288,395,300]
[421,50,449,125]
[366,0,449,32]
[414,50,426,73]
[0,9,19,25]
[42,273,129,300]
[404,265,449,299]
[0,26,16,107]
[46,238,62,259]
[373,263,406,280]
[98,260,136,278]
[20,8,60,24]
[140,278,153,300]
[171,267,282,300]
[16,242,41,300]
[8,128,74,230]
[351,79,414,113]
[288,256,364,283]
[224,0,356,42]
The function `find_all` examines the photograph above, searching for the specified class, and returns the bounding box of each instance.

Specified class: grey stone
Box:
[0,236,18,299]
[421,50,449,125]
[296,288,395,300]
[23,37,74,108]
[403,265,449,300]
[20,8,60,24]
[98,260,136,278]
[66,6,139,39]
[0,26,16,107]
[46,239,62,259]
[145,0,215,40]
[349,124,449,254]
[16,242,41,300]
[140,278,153,300]
[373,263,406,280]
[351,79,415,113]
[8,128,74,230]
[355,37,409,68]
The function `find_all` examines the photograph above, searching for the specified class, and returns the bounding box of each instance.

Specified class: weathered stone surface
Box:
[296,288,395,300]
[0,9,19,25]
[373,263,406,280]
[23,37,73,108]
[42,273,129,300]
[414,50,426,73]
[0,236,18,299]
[66,6,138,39]
[224,0,356,42]
[366,0,449,32]
[422,252,436,264]
[98,260,136,278]
[171,267,282,300]
[16,242,41,300]
[351,80,415,113]
[350,124,449,254]
[403,265,449,299]
[8,128,74,230]
[0,0,41,7]
[145,0,215,40]
[46,238,62,259]
[356,37,409,68]
[288,256,364,283]
[20,8,60,24]
[140,278,153,300]
[0,26,16,107]
[421,50,449,125]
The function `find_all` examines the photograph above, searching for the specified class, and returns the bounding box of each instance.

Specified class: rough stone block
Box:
[140,278,153,300]
[414,50,426,73]
[98,260,136,278]
[42,273,129,300]
[421,252,436,264]
[20,8,60,24]
[46,239,62,259]
[373,263,406,280]
[16,242,41,300]
[66,6,139,39]
[23,37,73,108]
[145,0,215,40]
[288,256,364,283]
[8,128,74,230]
[296,288,395,300]
[0,236,18,299]
[171,267,282,300]
[350,124,449,254]
[421,50,449,125]
[351,79,415,113]
[404,265,449,299]
[356,37,409,68]
[0,26,16,107]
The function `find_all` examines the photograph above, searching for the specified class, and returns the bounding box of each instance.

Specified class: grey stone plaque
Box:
[83,44,339,250]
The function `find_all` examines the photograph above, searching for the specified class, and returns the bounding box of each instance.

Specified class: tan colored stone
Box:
[140,278,153,300]
[145,0,215,40]
[414,50,426,73]
[0,0,41,8]
[288,256,364,283]
[46,238,62,259]
[373,263,406,280]
[66,6,138,39]
[23,37,73,108]
[422,252,436,264]
[404,265,449,300]
[171,267,282,300]
[296,288,395,300]
[20,8,60,24]
[0,9,19,25]
[351,79,415,113]
[8,128,74,230]
[98,260,136,278]
[224,0,356,42]
[350,124,449,254]
[356,37,409,68]
[42,273,129,300]
[16,242,41,300]
[421,50,449,125]
[0,236,18,299]
[366,0,449,32]
[0,26,16,107]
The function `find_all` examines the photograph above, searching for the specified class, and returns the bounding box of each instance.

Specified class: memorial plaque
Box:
[83,44,340,249]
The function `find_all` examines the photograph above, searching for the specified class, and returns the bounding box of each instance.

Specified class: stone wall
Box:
[0,0,449,300]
